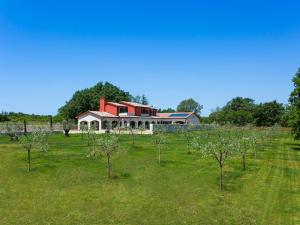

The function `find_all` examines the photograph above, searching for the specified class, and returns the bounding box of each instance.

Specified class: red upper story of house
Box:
[100,97,157,117]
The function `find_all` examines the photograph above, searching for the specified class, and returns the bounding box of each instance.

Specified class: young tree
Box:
[19,128,49,172]
[235,134,253,171]
[80,123,88,140]
[154,131,166,165]
[250,132,259,159]
[138,124,145,135]
[127,123,135,145]
[181,131,194,154]
[88,134,120,178]
[193,131,235,190]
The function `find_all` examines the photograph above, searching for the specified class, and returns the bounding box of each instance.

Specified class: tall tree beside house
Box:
[131,94,148,105]
[58,82,131,119]
[141,94,148,105]
[131,95,142,104]
[289,68,300,139]
[177,98,203,116]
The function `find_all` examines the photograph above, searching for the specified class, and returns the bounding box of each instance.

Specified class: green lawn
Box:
[0,131,299,225]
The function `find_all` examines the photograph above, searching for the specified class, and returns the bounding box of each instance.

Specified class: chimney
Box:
[100,96,106,112]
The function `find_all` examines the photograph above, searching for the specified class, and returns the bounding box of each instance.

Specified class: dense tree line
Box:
[208,97,286,127]
[3,67,300,132]
[157,108,176,113]
[207,68,300,129]
[0,112,61,123]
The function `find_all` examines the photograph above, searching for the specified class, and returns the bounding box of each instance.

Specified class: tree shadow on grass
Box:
[223,170,245,192]
[283,142,300,151]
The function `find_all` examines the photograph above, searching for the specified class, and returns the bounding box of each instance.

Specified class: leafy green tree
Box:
[0,112,9,122]
[281,105,297,127]
[132,95,142,104]
[289,68,300,139]
[141,94,148,105]
[177,98,203,115]
[131,94,148,105]
[254,101,285,127]
[58,82,131,119]
[19,128,49,172]
[209,97,256,126]
[157,108,176,113]
[224,97,255,112]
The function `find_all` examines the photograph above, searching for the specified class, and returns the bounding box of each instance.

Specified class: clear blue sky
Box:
[1,0,299,116]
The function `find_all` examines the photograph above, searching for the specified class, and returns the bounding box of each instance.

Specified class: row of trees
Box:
[206,68,300,138]
[191,128,273,190]
[4,121,276,191]
[207,98,286,127]
[0,112,61,123]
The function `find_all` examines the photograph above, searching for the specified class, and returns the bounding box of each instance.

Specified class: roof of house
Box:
[77,111,160,119]
[76,110,118,119]
[157,112,194,118]
[107,102,127,107]
[120,101,156,109]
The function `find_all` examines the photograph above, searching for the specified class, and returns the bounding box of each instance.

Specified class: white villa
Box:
[76,97,200,132]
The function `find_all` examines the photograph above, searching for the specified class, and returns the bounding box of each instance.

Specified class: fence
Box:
[151,124,218,133]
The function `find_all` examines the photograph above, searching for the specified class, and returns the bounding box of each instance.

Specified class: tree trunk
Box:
[107,155,111,178]
[242,155,246,171]
[27,148,31,172]
[24,119,27,135]
[220,164,223,191]
[158,145,161,165]
[49,116,53,130]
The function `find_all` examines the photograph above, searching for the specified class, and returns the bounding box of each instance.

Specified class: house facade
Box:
[76,97,200,132]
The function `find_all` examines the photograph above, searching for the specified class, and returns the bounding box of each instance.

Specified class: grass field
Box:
[0,130,300,225]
